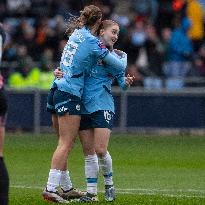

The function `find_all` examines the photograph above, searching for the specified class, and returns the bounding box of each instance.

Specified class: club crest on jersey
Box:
[76,104,81,111]
[98,41,106,49]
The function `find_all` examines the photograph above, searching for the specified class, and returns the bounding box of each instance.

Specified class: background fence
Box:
[5,87,205,134]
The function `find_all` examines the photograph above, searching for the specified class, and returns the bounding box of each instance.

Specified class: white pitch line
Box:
[117,188,205,193]
[11,185,42,190]
[10,185,205,199]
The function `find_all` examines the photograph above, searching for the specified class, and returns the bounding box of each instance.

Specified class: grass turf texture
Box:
[4,133,205,205]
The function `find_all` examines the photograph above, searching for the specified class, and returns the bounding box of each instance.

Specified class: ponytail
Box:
[65,5,102,37]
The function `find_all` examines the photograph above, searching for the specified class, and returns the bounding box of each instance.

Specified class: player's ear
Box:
[99,29,104,37]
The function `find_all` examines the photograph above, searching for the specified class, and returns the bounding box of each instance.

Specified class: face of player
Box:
[100,24,119,50]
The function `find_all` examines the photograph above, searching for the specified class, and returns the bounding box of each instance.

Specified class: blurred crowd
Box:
[0,0,205,89]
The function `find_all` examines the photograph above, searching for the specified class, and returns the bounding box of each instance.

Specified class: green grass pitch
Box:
[4,133,205,204]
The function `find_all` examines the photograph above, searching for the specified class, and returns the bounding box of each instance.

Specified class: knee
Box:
[58,140,73,153]
[83,146,95,156]
[95,147,107,158]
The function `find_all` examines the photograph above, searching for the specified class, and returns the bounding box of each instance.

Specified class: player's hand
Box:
[125,74,135,87]
[114,49,124,57]
[54,67,63,79]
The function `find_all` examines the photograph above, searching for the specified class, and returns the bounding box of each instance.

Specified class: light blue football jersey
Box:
[82,51,127,114]
[53,27,109,98]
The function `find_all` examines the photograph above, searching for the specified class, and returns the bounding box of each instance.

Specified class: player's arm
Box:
[104,50,128,89]
[103,50,127,77]
[91,37,127,71]
[107,50,134,90]
[116,74,135,90]
[102,51,127,71]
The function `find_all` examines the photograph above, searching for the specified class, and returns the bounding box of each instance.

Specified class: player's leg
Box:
[94,128,112,183]
[52,114,59,138]
[0,90,9,205]
[0,90,8,157]
[48,90,72,190]
[0,156,9,205]
[79,129,98,202]
[48,90,83,200]
[48,90,70,190]
[0,121,9,205]
[43,90,81,203]
[52,114,82,199]
[43,113,80,203]
[95,128,115,201]
[77,115,99,202]
[93,110,115,201]
[49,91,68,176]
[0,118,5,157]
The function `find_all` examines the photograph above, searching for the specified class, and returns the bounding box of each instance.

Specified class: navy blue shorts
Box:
[46,88,81,116]
[0,89,7,116]
[80,110,114,130]
[46,88,56,114]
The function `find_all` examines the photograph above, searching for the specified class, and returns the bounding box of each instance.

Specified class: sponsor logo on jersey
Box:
[58,106,68,113]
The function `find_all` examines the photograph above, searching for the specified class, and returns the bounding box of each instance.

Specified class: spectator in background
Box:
[120,19,144,86]
[129,18,147,74]
[198,0,205,11]
[15,44,34,74]
[0,0,205,89]
[131,17,147,48]
[132,0,159,23]
[38,47,55,89]
[172,0,186,17]
[8,46,54,89]
[161,27,172,80]
[30,0,54,17]
[161,27,172,56]
[35,17,49,59]
[8,44,40,88]
[163,17,193,89]
[85,0,115,18]
[0,1,7,21]
[7,0,31,16]
[14,20,36,58]
[187,0,204,52]
[155,0,175,32]
[130,18,158,86]
[144,24,164,76]
[143,24,164,89]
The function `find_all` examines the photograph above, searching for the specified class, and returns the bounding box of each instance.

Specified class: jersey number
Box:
[104,111,112,124]
[61,41,78,67]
